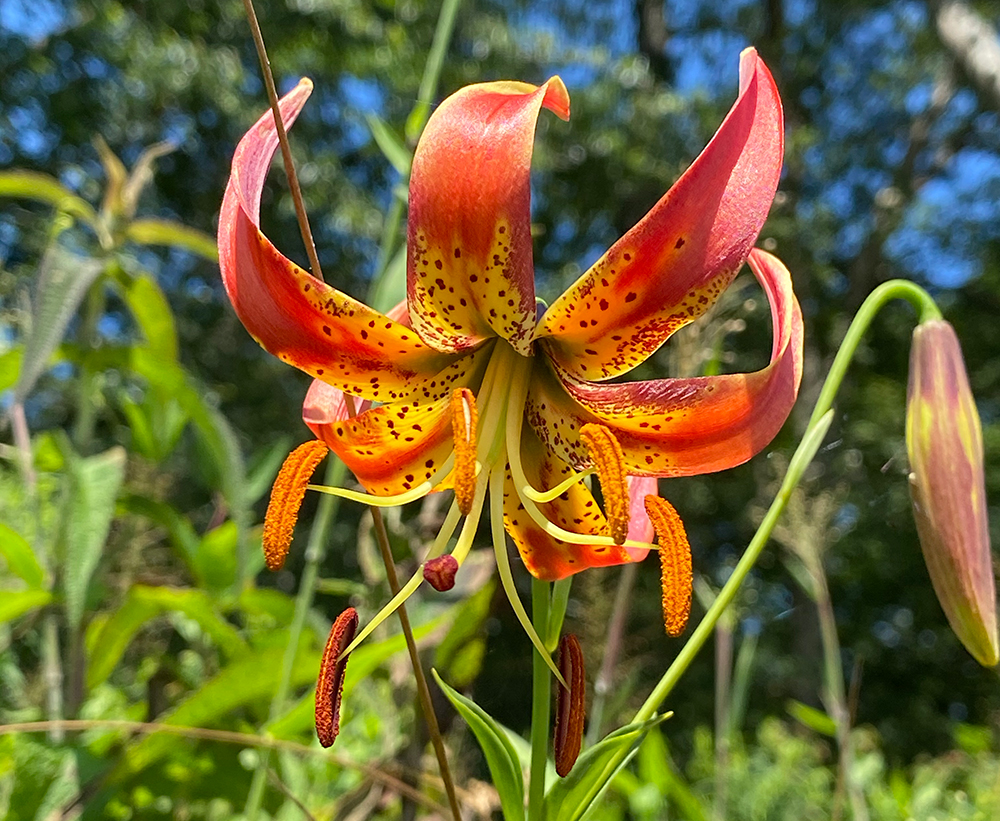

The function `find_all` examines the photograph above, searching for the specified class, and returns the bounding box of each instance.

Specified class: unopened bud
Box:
[423,555,459,591]
[907,320,998,666]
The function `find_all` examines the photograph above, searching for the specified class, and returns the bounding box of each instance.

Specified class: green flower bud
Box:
[907,320,998,666]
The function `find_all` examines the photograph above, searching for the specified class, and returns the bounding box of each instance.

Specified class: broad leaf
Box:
[433,670,525,821]
[15,243,106,401]
[120,274,178,362]
[86,584,247,688]
[60,445,126,631]
[543,715,670,821]
[0,522,46,588]
[117,494,200,574]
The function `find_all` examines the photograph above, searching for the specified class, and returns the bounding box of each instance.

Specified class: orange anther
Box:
[554,633,585,777]
[644,496,693,637]
[579,423,629,544]
[315,607,359,748]
[450,387,478,516]
[263,440,329,571]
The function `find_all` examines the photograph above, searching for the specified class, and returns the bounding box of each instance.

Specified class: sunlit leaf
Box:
[120,274,179,362]
[0,589,53,624]
[433,669,526,821]
[635,725,707,821]
[366,114,411,176]
[0,522,46,589]
[86,584,248,688]
[125,217,218,261]
[786,699,837,737]
[15,243,106,402]
[0,170,97,225]
[0,348,23,393]
[543,715,669,821]
[60,445,127,631]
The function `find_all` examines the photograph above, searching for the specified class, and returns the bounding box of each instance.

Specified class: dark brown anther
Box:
[423,555,459,592]
[315,607,359,748]
[554,633,585,777]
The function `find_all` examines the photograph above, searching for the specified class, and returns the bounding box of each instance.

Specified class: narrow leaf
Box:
[0,522,46,588]
[366,114,412,176]
[543,715,669,821]
[61,446,127,630]
[0,589,52,624]
[15,244,106,401]
[0,170,97,225]
[86,584,247,688]
[786,699,837,737]
[125,217,219,261]
[120,274,179,362]
[433,669,525,821]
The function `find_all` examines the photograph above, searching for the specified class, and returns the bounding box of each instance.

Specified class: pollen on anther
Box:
[263,440,329,571]
[579,424,629,544]
[450,387,478,516]
[315,607,359,747]
[644,496,693,637]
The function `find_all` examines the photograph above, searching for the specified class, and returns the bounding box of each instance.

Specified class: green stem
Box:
[632,279,941,725]
[244,458,345,818]
[545,577,572,652]
[528,578,553,821]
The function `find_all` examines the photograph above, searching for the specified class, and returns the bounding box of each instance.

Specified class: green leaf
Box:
[0,170,97,225]
[117,493,200,574]
[195,521,239,592]
[635,725,707,821]
[119,274,178,362]
[434,578,495,687]
[543,715,670,821]
[60,445,127,631]
[0,589,53,624]
[0,348,23,393]
[125,217,218,261]
[786,699,837,737]
[433,670,525,821]
[366,114,412,176]
[0,523,46,588]
[15,243,106,401]
[86,584,247,688]
[245,435,294,506]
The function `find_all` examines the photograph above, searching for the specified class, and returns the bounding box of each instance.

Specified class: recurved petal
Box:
[503,427,650,581]
[407,78,570,356]
[528,249,803,476]
[303,348,490,495]
[538,48,783,380]
[219,80,453,402]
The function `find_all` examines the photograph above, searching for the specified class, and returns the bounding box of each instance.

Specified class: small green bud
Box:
[907,320,998,666]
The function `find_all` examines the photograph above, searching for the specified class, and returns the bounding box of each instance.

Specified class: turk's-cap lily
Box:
[219,49,803,683]
[907,319,998,667]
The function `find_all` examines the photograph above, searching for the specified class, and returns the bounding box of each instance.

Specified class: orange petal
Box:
[407,78,570,355]
[538,49,784,380]
[219,80,453,402]
[527,250,803,476]
[303,349,490,495]
[502,427,650,581]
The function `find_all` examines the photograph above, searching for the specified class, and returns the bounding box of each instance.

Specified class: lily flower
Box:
[219,48,803,674]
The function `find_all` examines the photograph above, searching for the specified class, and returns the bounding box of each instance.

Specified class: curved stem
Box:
[633,279,942,723]
[528,577,553,821]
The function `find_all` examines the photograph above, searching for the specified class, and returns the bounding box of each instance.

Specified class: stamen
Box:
[554,633,585,777]
[644,496,693,637]
[308,452,456,507]
[521,466,595,504]
[316,607,359,747]
[423,555,458,591]
[263,440,329,571]
[579,423,629,544]
[339,567,426,658]
[489,464,567,687]
[451,387,479,516]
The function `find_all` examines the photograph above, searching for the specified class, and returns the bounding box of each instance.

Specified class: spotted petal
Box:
[503,428,652,580]
[304,348,490,495]
[538,49,783,381]
[219,80,452,401]
[528,250,803,476]
[407,78,570,356]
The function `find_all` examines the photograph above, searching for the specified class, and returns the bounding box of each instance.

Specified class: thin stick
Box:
[241,0,324,282]
[369,508,463,821]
